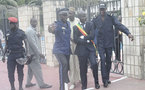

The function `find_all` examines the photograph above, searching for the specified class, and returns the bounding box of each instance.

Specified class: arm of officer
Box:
[53,22,63,35]
[24,39,30,56]
[21,31,30,57]
[26,31,41,55]
[113,16,134,41]
[48,21,61,35]
[48,22,56,34]
[84,22,95,40]
[73,25,86,44]
[92,17,97,30]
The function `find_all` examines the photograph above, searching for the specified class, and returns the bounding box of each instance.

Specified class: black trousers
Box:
[7,53,24,88]
[98,47,112,83]
[78,51,99,89]
[55,54,70,90]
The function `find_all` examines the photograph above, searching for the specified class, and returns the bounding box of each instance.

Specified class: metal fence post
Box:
[87,5,91,21]
[2,10,7,39]
[56,8,60,21]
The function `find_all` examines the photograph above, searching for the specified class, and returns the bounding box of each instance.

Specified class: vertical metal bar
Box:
[2,10,7,39]
[56,8,59,21]
[87,5,91,21]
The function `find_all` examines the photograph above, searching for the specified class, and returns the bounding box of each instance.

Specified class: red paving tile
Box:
[0,61,145,90]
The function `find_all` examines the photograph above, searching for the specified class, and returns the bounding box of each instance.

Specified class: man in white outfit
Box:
[25,18,52,89]
[68,7,81,89]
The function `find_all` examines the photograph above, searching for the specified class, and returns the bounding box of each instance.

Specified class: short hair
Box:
[69,7,75,12]
[58,8,69,15]
[77,10,86,18]
[30,17,37,23]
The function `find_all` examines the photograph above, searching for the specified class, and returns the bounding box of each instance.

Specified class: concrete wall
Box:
[42,0,65,66]
[121,0,145,79]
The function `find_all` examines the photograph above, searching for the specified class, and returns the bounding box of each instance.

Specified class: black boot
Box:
[11,87,16,90]
[103,81,108,88]
[10,82,15,90]
[108,80,111,84]
[95,83,100,89]
[91,64,100,89]
[82,86,87,90]
[19,80,23,90]
[19,87,23,90]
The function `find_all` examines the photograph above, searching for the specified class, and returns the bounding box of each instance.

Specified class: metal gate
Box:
[0,10,8,38]
[62,0,124,75]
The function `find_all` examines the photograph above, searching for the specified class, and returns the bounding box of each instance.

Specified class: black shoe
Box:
[82,86,87,90]
[95,84,100,89]
[82,88,87,90]
[25,83,36,88]
[11,87,16,90]
[108,80,111,84]
[103,81,108,88]
[19,87,23,90]
[40,84,52,89]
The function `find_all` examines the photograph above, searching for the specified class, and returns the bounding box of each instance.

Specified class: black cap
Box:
[58,8,69,15]
[99,3,106,9]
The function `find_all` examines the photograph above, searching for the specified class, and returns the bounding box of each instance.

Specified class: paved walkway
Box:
[0,61,145,90]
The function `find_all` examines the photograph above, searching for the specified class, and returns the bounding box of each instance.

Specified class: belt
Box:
[9,50,24,54]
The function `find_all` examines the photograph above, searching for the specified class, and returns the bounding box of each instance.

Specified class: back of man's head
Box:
[77,10,86,19]
[30,17,37,28]
[69,7,75,13]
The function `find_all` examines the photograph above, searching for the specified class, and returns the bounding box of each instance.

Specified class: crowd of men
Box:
[0,2,134,90]
[49,2,134,90]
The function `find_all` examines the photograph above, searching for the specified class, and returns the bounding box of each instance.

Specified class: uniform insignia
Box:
[107,12,114,17]
[6,33,10,36]
[62,27,66,34]
[62,27,66,29]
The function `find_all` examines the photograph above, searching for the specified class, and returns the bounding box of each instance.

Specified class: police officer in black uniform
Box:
[92,2,134,87]
[2,17,28,90]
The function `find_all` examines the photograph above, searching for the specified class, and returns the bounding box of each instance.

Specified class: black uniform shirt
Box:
[92,14,130,48]
[7,29,26,52]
